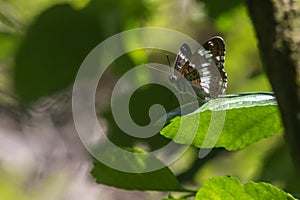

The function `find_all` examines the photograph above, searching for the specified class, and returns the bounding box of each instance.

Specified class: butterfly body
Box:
[170,36,227,100]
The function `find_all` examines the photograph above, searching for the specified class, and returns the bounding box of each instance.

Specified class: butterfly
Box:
[169,36,227,100]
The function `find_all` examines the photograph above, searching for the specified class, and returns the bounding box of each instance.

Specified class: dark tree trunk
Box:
[246,0,300,170]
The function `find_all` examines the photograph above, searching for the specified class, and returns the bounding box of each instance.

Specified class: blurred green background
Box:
[0,0,299,199]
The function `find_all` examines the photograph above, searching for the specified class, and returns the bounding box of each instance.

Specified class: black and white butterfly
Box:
[169,36,227,100]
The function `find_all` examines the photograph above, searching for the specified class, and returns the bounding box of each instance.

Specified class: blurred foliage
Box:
[0,168,69,200]
[216,6,271,94]
[0,170,31,200]
[14,4,102,103]
[194,135,281,183]
[0,0,298,199]
[14,0,151,103]
[198,0,243,19]
[101,83,176,150]
[258,141,300,194]
[0,0,90,26]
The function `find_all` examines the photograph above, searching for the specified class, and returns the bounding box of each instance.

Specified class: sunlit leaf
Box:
[160,93,283,150]
[195,176,297,200]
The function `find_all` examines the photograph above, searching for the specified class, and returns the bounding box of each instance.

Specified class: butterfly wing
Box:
[189,37,227,98]
[202,36,227,90]
[173,43,192,77]
[171,37,227,100]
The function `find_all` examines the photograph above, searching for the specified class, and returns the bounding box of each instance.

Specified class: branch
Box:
[246,0,300,169]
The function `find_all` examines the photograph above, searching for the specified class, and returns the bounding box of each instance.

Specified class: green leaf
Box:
[160,93,283,150]
[195,176,297,200]
[244,181,297,200]
[14,4,102,103]
[91,147,184,191]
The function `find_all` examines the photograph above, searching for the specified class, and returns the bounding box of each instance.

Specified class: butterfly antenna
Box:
[144,64,169,75]
[166,54,172,74]
[166,54,171,67]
